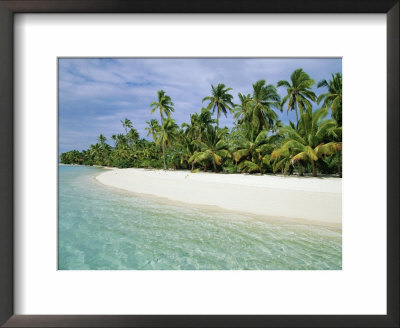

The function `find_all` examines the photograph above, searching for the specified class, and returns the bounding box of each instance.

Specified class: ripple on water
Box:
[58,166,342,270]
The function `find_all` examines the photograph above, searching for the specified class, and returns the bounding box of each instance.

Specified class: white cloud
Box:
[59,58,341,154]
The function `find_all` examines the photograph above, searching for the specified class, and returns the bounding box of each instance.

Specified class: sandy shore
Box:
[96,168,342,226]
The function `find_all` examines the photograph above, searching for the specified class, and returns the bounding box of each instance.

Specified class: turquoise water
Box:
[58,165,342,270]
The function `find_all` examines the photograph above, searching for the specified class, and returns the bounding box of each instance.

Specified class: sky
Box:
[58,58,341,155]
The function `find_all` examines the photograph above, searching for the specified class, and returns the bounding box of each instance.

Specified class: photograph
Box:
[58,58,342,270]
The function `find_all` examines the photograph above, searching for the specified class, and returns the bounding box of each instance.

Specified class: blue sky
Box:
[59,58,341,155]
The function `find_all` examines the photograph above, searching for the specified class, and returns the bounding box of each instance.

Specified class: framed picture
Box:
[0,0,398,327]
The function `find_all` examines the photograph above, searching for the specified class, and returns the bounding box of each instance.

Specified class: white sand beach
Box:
[96,168,342,227]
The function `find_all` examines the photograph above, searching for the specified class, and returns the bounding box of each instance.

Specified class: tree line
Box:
[60,68,342,177]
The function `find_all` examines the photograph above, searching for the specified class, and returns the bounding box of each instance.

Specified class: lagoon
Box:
[58,165,342,270]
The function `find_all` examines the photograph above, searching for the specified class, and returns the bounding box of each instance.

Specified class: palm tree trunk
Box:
[191,162,195,171]
[337,151,342,177]
[162,143,167,170]
[294,101,299,126]
[311,160,317,177]
[212,157,218,173]
[298,162,304,176]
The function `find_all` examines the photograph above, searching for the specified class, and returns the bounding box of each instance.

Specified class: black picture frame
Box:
[0,1,398,327]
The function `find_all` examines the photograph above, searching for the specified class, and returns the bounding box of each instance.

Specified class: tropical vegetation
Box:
[60,69,342,177]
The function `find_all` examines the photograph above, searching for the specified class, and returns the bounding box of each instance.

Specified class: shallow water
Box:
[58,165,342,270]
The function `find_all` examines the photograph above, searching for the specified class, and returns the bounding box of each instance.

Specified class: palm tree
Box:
[97,134,109,163]
[189,126,231,173]
[121,118,133,134]
[111,134,117,147]
[232,127,277,174]
[181,115,198,142]
[125,127,140,157]
[317,72,342,125]
[321,140,342,177]
[233,93,252,125]
[89,143,102,165]
[127,128,139,144]
[97,134,106,145]
[183,136,197,171]
[155,117,178,170]
[324,124,342,177]
[271,147,292,175]
[92,136,112,166]
[60,71,343,176]
[113,144,130,161]
[202,83,234,128]
[61,150,82,165]
[150,90,175,122]
[145,119,161,141]
[272,107,337,177]
[169,129,194,170]
[247,80,281,132]
[115,133,127,148]
[182,107,215,143]
[146,119,161,159]
[271,119,283,134]
[277,68,316,125]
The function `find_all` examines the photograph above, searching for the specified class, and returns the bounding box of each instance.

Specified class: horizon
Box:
[58,57,342,155]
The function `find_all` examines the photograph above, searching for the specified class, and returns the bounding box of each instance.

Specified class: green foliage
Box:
[150,90,175,121]
[278,68,317,124]
[202,83,234,128]
[272,107,341,177]
[189,126,231,173]
[61,75,342,177]
[317,72,342,126]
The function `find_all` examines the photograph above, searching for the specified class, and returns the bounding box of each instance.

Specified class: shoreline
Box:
[95,168,342,228]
